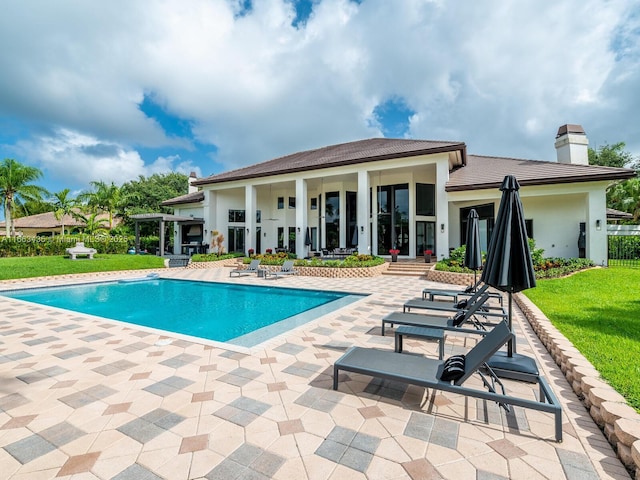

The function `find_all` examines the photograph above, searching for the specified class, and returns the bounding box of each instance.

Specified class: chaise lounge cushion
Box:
[451,311,466,327]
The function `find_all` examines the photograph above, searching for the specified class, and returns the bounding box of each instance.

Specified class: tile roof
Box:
[193,138,466,186]
[161,191,204,206]
[446,154,635,191]
[0,211,113,229]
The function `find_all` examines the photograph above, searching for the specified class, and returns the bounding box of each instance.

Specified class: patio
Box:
[0,268,630,479]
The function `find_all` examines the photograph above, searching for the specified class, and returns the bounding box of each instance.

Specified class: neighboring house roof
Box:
[192,138,466,186]
[445,154,635,192]
[607,208,634,220]
[0,211,113,230]
[161,191,204,207]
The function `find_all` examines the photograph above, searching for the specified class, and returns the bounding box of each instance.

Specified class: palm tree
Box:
[79,180,134,230]
[52,188,77,236]
[73,211,109,235]
[0,158,48,237]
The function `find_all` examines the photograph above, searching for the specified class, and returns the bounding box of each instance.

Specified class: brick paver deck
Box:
[0,268,630,479]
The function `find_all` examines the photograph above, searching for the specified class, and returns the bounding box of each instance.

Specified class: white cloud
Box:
[15,129,201,188]
[0,0,638,190]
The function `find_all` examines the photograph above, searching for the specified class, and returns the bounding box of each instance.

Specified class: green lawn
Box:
[524,267,640,411]
[0,255,165,280]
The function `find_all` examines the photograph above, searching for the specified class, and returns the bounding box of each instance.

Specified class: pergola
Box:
[129,213,203,257]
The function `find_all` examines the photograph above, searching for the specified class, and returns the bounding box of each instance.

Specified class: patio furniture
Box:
[230,259,263,277]
[394,325,445,359]
[422,281,504,306]
[265,260,297,279]
[382,293,493,336]
[404,285,506,318]
[66,242,96,260]
[333,320,563,442]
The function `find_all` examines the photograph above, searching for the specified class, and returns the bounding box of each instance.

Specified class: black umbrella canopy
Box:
[481,175,536,357]
[464,209,482,271]
[481,175,536,293]
[305,228,312,246]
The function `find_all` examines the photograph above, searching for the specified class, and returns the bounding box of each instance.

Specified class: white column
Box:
[435,160,450,260]
[295,178,307,257]
[357,170,370,254]
[586,189,607,265]
[245,185,256,255]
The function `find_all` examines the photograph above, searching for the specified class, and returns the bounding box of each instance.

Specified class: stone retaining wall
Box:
[516,293,640,478]
[189,260,389,278]
[424,267,476,286]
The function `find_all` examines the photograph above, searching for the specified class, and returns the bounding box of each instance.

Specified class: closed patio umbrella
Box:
[305,227,312,257]
[464,208,482,289]
[481,175,537,378]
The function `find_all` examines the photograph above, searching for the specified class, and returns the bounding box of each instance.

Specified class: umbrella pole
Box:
[507,292,515,356]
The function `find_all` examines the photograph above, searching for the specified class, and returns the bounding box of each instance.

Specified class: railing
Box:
[608,234,640,267]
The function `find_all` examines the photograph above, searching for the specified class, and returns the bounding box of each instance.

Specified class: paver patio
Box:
[0,268,631,479]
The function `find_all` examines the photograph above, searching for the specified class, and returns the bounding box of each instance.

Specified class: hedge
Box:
[0,235,163,257]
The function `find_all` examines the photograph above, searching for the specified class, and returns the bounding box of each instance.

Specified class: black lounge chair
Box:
[230,259,262,277]
[382,293,495,336]
[333,321,563,442]
[404,284,506,318]
[422,281,504,306]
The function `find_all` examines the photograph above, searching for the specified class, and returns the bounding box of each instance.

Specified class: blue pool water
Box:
[2,279,362,347]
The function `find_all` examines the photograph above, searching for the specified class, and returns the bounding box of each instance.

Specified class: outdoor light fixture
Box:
[596,219,602,231]
[246,228,250,233]
[360,226,364,233]
[440,223,445,233]
[297,227,301,232]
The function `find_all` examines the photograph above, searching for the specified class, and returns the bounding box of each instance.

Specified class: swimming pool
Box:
[1,279,364,347]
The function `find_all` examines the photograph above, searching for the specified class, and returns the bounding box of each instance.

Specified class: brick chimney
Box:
[554,124,589,165]
[188,172,198,194]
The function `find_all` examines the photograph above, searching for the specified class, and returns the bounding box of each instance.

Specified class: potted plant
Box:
[389,248,400,262]
[424,249,433,263]
[248,248,255,257]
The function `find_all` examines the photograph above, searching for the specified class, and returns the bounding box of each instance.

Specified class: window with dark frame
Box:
[289,197,296,209]
[228,209,246,222]
[277,197,284,209]
[310,197,317,210]
[416,183,435,216]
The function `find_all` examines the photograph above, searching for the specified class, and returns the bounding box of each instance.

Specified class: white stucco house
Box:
[162,125,635,265]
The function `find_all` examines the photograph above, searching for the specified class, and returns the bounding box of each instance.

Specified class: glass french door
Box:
[416,221,436,256]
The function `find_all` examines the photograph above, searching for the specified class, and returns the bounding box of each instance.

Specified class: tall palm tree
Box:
[52,188,77,236]
[0,158,48,237]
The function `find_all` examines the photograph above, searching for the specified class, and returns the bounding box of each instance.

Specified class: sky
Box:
[0,0,639,199]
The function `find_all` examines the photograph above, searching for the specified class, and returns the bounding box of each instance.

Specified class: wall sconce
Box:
[297,227,301,233]
[246,228,250,233]
[440,223,445,233]
[596,219,602,231]
[264,232,267,237]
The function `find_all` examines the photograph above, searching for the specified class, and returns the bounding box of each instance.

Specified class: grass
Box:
[0,255,165,280]
[524,266,640,411]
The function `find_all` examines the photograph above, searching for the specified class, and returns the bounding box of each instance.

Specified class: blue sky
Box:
[0,0,639,202]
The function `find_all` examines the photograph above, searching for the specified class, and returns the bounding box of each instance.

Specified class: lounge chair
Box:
[230,259,262,277]
[422,281,504,306]
[404,284,506,318]
[382,293,495,336]
[66,242,97,260]
[333,321,563,442]
[265,260,297,279]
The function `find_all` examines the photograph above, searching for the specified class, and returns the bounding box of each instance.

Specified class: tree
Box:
[0,158,48,237]
[52,188,77,236]
[79,180,133,230]
[73,211,109,235]
[588,142,638,170]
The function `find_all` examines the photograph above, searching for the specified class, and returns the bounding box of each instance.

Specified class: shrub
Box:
[191,252,241,262]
